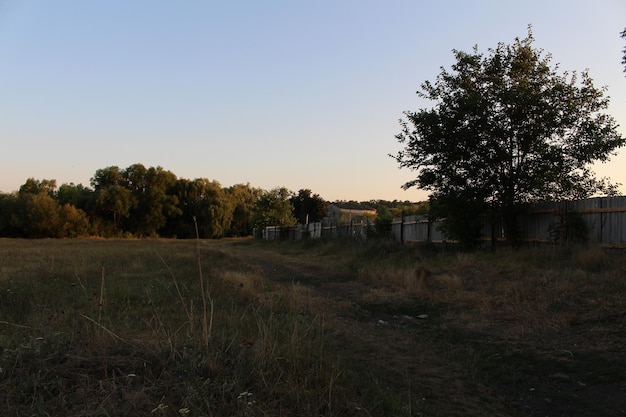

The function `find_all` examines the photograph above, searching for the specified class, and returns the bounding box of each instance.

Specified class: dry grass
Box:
[353,243,624,337]
[1,238,625,417]
[0,239,362,416]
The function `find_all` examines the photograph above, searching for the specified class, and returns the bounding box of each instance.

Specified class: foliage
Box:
[622,27,626,74]
[19,178,57,196]
[92,164,184,236]
[225,183,263,236]
[393,27,625,243]
[22,192,62,237]
[547,211,589,246]
[429,192,486,246]
[0,193,21,236]
[0,165,329,239]
[124,164,181,236]
[170,178,234,238]
[89,166,267,238]
[3,180,91,238]
[251,187,297,230]
[359,200,430,240]
[57,203,90,237]
[290,189,329,224]
[365,205,394,239]
[364,199,429,218]
[56,182,94,212]
[91,166,134,232]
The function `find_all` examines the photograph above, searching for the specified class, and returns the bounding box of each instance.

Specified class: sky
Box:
[1,1,625,202]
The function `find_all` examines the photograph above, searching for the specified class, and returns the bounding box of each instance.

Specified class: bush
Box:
[548,212,589,246]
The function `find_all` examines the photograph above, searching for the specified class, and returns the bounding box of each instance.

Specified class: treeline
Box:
[0,163,426,239]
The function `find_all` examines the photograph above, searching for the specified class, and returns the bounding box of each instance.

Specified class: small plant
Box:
[237,391,256,416]
[548,211,589,246]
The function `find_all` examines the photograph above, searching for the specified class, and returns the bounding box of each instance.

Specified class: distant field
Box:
[1,238,625,416]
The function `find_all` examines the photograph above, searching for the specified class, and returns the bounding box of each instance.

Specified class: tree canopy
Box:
[251,187,297,231]
[1,164,359,239]
[290,189,329,224]
[622,27,626,74]
[393,28,625,243]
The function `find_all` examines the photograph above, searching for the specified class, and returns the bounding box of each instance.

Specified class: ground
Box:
[225,240,626,417]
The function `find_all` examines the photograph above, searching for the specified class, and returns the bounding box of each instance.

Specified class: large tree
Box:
[91,164,181,236]
[91,166,135,232]
[56,182,94,212]
[123,164,181,236]
[251,187,296,231]
[19,178,57,197]
[290,189,328,224]
[622,27,626,74]
[226,183,263,237]
[393,28,625,243]
[168,178,242,239]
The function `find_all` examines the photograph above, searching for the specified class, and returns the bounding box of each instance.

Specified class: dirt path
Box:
[222,240,626,417]
[224,242,519,416]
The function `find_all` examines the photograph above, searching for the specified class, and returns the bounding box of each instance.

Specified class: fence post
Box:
[564,201,569,246]
[599,198,604,246]
[400,210,405,244]
[490,207,496,249]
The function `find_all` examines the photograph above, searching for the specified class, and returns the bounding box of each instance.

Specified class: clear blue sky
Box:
[1,0,625,202]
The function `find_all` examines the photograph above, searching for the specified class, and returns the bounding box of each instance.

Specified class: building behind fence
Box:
[260,196,626,248]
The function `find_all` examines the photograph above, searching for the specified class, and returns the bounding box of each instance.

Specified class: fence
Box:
[259,197,626,248]
[260,220,371,241]
[391,196,626,248]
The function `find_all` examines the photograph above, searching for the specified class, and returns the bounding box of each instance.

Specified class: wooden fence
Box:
[258,197,626,248]
[392,196,626,248]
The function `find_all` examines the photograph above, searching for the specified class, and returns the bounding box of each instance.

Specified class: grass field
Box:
[0,237,625,416]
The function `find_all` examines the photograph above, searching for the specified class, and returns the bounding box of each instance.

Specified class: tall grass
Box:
[349,240,626,338]
[3,237,623,416]
[0,239,362,416]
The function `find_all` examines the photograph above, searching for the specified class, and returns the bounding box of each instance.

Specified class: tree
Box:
[168,178,238,238]
[91,164,181,236]
[363,200,430,239]
[290,189,328,224]
[91,166,133,233]
[57,183,94,213]
[22,191,61,238]
[19,178,57,197]
[368,204,394,239]
[91,166,125,189]
[365,199,429,218]
[2,178,90,238]
[0,192,21,237]
[393,28,625,243]
[251,187,296,231]
[57,204,90,238]
[622,27,626,74]
[198,180,234,238]
[94,184,134,229]
[226,183,263,236]
[123,165,181,236]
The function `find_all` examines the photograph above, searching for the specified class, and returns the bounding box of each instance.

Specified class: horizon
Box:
[1,1,625,202]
